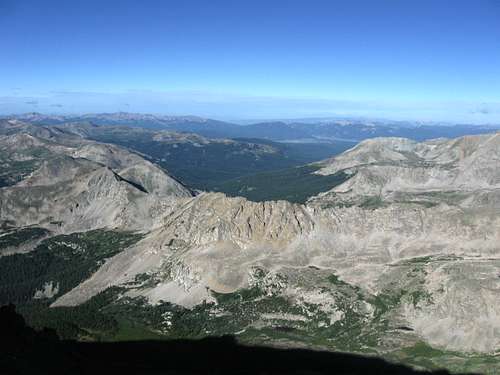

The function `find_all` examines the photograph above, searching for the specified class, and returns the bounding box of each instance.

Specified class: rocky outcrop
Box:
[53,133,500,353]
[52,192,316,307]
[3,123,500,355]
[0,125,192,232]
[311,133,500,208]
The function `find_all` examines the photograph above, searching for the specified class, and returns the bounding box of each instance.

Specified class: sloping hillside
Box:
[311,133,500,209]
[1,128,500,373]
[0,120,192,232]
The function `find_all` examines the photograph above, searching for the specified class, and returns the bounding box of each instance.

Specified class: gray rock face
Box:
[311,133,500,208]
[53,133,500,354]
[52,192,316,307]
[3,123,500,355]
[0,122,192,232]
[305,134,500,353]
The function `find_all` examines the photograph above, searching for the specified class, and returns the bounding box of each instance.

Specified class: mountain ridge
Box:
[1,122,499,371]
[0,123,192,232]
[41,132,500,355]
[4,112,499,142]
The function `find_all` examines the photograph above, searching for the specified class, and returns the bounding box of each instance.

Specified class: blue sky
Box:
[1,0,499,123]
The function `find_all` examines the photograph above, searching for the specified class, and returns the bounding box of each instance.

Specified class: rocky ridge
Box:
[0,120,192,232]
[52,133,500,354]
[2,122,500,358]
[311,133,500,209]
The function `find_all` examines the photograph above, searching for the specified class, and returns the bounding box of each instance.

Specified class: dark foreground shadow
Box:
[0,304,476,375]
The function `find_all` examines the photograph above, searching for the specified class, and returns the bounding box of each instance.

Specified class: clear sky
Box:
[1,0,499,123]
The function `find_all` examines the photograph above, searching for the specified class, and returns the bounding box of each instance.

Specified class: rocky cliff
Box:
[53,133,500,355]
[2,123,500,359]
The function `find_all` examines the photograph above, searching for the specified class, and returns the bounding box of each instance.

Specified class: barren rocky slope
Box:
[2,125,499,373]
[51,133,500,357]
[0,120,192,232]
[312,133,500,208]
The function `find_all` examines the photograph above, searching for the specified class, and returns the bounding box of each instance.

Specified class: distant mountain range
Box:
[4,112,499,142]
[1,115,500,373]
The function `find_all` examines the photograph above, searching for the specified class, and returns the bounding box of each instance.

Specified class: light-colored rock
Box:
[34,281,60,299]
[3,122,500,354]
[311,132,500,208]
[0,126,192,232]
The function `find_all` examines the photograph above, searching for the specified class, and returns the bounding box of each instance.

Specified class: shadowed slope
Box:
[0,304,467,375]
